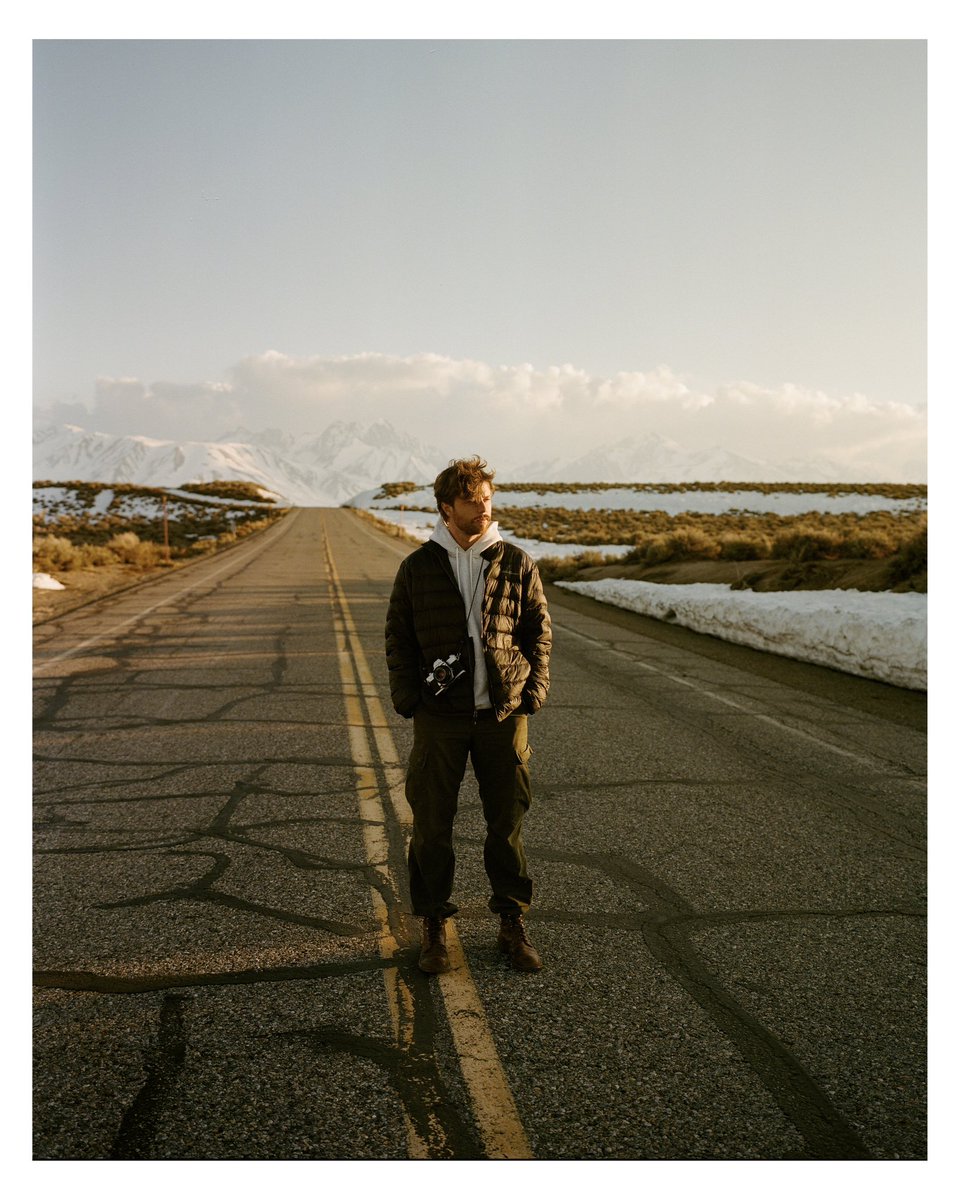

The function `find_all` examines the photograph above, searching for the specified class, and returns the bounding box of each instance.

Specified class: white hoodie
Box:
[430,516,502,710]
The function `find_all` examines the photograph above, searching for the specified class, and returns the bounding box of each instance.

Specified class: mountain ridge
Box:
[33,419,885,504]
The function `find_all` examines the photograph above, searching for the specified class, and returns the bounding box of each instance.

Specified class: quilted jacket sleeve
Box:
[518,558,552,712]
[385,558,423,718]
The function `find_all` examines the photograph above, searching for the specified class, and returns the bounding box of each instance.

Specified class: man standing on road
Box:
[385,456,552,974]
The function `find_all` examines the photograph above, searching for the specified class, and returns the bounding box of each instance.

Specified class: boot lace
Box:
[503,914,531,944]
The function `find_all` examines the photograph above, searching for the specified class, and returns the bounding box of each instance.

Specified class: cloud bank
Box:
[43,351,926,481]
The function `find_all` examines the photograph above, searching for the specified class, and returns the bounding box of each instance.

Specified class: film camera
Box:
[424,651,467,696]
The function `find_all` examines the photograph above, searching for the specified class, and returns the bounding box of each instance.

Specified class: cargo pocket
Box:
[513,742,534,812]
[405,743,430,798]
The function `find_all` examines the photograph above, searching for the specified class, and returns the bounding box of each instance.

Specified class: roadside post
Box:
[162,494,171,563]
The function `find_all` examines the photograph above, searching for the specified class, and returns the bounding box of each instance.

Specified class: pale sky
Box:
[32,36,928,477]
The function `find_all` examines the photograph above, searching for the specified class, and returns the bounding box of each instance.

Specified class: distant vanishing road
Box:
[33,507,926,1160]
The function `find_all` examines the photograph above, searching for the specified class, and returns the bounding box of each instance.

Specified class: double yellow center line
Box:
[324,526,533,1161]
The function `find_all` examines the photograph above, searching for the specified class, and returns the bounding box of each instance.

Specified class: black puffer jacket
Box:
[385,538,551,721]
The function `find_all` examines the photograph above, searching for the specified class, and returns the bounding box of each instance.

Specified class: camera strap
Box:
[464,561,484,620]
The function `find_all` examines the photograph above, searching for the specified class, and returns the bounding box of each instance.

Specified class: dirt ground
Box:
[572,556,925,593]
[32,561,183,624]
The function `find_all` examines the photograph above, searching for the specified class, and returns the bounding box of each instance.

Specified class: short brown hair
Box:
[434,455,496,514]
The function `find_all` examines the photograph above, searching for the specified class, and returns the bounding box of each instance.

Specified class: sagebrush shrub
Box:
[77,544,118,567]
[885,524,927,585]
[132,541,163,567]
[643,535,675,565]
[667,525,720,560]
[571,551,608,569]
[717,533,773,561]
[33,535,82,571]
[772,526,844,561]
[106,532,142,562]
[533,555,581,582]
[838,531,898,559]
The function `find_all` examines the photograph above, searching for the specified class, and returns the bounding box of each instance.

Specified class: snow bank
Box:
[557,579,926,690]
[33,573,65,591]
[499,534,631,560]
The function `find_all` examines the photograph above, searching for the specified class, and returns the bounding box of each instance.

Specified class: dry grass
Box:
[536,526,927,592]
[350,507,424,545]
[493,504,925,561]
[33,482,288,580]
[179,480,277,502]
[374,481,422,500]
[496,480,926,499]
[536,551,627,582]
[356,483,928,592]
[377,479,927,500]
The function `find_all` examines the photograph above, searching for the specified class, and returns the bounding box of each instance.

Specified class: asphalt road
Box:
[33,507,926,1160]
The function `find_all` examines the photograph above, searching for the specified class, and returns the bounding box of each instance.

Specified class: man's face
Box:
[443,485,493,543]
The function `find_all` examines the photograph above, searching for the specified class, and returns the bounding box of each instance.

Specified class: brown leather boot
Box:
[497,913,542,972]
[418,915,451,974]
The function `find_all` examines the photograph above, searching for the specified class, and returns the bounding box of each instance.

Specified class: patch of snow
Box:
[354,505,633,559]
[32,482,280,525]
[357,486,925,517]
[500,534,630,560]
[167,487,280,508]
[33,573,65,591]
[33,487,71,514]
[557,579,926,690]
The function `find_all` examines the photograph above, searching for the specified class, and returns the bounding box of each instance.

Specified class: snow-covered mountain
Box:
[216,420,445,499]
[34,420,850,505]
[33,420,448,506]
[508,433,839,484]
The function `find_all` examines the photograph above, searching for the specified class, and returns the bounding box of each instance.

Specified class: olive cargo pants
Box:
[405,708,534,918]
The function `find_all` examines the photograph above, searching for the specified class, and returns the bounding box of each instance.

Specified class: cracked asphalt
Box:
[33,507,926,1160]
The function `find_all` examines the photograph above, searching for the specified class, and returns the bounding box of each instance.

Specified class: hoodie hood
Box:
[429,516,502,709]
[430,516,502,557]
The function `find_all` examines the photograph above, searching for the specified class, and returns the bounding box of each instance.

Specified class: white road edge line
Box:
[557,619,919,775]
